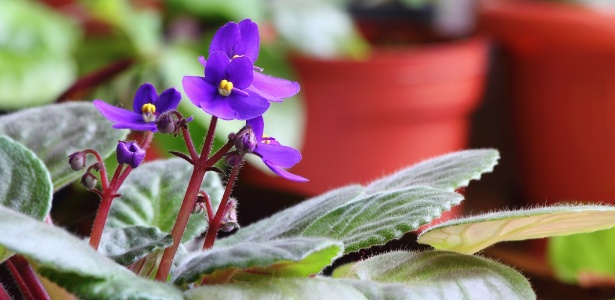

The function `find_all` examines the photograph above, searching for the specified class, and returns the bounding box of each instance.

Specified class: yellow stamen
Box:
[141,103,156,122]
[262,134,272,145]
[232,55,243,59]
[218,80,234,96]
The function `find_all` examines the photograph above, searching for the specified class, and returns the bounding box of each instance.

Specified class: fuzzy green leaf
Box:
[173,238,343,285]
[419,205,615,254]
[184,278,368,300]
[107,158,223,242]
[98,225,172,266]
[303,187,463,253]
[0,102,128,191]
[0,135,53,262]
[366,149,500,194]
[342,251,535,299]
[0,206,183,300]
[549,228,615,283]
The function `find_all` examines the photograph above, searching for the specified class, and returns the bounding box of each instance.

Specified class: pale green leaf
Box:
[0,135,53,262]
[366,149,500,194]
[99,226,172,266]
[0,102,128,191]
[342,251,535,299]
[549,228,615,283]
[173,238,343,285]
[419,205,615,254]
[107,158,223,242]
[303,187,463,253]
[0,206,183,300]
[184,278,368,300]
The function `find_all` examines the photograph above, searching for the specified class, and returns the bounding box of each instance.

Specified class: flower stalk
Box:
[202,163,241,250]
[6,255,50,300]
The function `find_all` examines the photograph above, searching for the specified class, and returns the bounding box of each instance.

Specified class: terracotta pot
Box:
[481,2,615,205]
[243,37,488,205]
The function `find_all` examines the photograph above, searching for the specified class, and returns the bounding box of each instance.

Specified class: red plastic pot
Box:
[243,37,488,205]
[481,2,615,205]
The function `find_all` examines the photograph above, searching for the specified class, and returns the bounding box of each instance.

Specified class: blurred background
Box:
[3,0,615,298]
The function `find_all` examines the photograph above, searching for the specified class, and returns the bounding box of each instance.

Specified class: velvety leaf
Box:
[99,226,172,266]
[303,187,463,253]
[0,135,53,262]
[173,238,343,285]
[341,251,535,299]
[219,150,499,248]
[549,228,615,283]
[107,158,223,242]
[419,205,615,254]
[0,206,183,300]
[0,102,128,191]
[184,278,368,300]
[366,149,500,194]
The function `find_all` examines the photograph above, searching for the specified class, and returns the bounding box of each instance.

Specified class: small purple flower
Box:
[183,52,269,120]
[93,83,182,132]
[245,116,307,182]
[199,19,300,103]
[116,141,146,168]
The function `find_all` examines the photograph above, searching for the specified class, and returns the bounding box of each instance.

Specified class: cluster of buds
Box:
[224,126,258,167]
[155,111,190,135]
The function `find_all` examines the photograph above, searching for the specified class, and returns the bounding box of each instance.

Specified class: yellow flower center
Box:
[232,55,243,59]
[262,135,272,145]
[141,103,156,122]
[218,80,234,97]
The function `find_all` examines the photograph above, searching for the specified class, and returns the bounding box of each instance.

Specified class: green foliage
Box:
[0,102,128,191]
[549,228,615,283]
[98,226,173,266]
[0,1,79,109]
[106,158,224,242]
[173,238,343,285]
[419,205,615,254]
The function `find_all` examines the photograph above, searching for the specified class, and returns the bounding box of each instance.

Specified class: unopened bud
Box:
[81,173,97,189]
[192,201,206,214]
[224,151,244,167]
[220,199,239,232]
[156,112,177,134]
[68,152,87,171]
[233,127,256,154]
[117,141,146,168]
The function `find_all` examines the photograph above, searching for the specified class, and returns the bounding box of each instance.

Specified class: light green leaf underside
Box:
[419,205,615,254]
[341,251,535,300]
[0,135,53,262]
[0,102,128,191]
[0,206,183,300]
[107,158,224,242]
[99,225,172,266]
[548,227,615,283]
[219,149,499,250]
[302,187,463,253]
[174,237,343,285]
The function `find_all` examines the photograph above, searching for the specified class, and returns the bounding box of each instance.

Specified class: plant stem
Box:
[0,284,10,300]
[155,117,221,281]
[202,164,241,250]
[6,256,50,300]
[83,149,109,190]
[182,126,198,160]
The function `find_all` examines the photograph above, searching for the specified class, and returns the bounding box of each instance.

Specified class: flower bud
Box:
[156,112,177,134]
[68,152,87,171]
[233,127,256,154]
[117,141,146,168]
[81,173,97,189]
[192,201,206,215]
[224,151,244,167]
[220,199,239,232]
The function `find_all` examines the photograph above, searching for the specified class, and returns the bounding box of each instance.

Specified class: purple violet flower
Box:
[93,83,181,132]
[199,19,300,103]
[116,141,146,168]
[244,116,308,182]
[183,52,270,120]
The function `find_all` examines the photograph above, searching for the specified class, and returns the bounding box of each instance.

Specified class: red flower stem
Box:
[202,164,241,250]
[181,126,198,160]
[201,192,214,224]
[0,283,10,300]
[82,149,109,190]
[6,255,50,300]
[205,142,234,166]
[139,131,155,151]
[108,165,124,191]
[155,117,221,281]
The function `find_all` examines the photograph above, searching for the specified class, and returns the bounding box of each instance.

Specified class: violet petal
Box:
[205,52,230,85]
[228,92,270,120]
[247,116,265,143]
[132,83,158,113]
[252,71,300,100]
[227,56,254,89]
[199,97,239,120]
[255,143,302,168]
[209,22,241,57]
[154,87,182,113]
[183,76,216,107]
[236,19,260,62]
[94,100,144,125]
[264,160,308,182]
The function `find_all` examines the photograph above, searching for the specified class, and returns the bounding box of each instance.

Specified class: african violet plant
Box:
[3,19,615,300]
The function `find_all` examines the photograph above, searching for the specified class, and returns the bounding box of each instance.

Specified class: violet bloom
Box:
[93,83,181,132]
[200,19,300,103]
[244,116,307,182]
[116,141,146,168]
[183,52,269,120]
